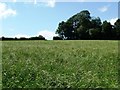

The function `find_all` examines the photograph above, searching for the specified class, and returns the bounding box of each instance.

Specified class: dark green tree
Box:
[76,25,89,39]
[101,21,113,39]
[89,28,101,39]
[56,10,92,40]
[56,21,66,39]
[114,19,120,39]
[91,17,102,28]
[89,17,102,39]
[55,10,119,40]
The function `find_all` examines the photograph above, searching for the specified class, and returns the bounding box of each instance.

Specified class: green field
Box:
[2,40,119,88]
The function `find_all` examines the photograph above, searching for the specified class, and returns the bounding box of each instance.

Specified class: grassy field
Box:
[2,40,119,88]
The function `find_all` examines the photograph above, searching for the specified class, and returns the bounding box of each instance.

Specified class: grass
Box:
[2,40,119,88]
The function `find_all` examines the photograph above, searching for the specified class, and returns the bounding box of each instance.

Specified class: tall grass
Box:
[2,40,119,88]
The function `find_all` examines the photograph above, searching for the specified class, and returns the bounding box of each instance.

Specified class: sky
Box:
[0,0,119,40]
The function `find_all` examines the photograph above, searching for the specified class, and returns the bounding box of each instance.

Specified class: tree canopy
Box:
[56,10,120,40]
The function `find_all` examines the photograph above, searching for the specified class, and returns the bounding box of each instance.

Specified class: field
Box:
[2,40,119,88]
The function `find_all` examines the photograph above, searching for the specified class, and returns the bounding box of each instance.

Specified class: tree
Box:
[63,21,73,40]
[56,10,92,40]
[38,35,45,40]
[91,17,102,28]
[55,10,119,40]
[56,21,66,39]
[79,10,91,28]
[101,21,113,39]
[76,25,90,39]
[79,10,91,19]
[88,17,102,39]
[114,19,120,39]
[29,35,45,40]
[89,28,101,39]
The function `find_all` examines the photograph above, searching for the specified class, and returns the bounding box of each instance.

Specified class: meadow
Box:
[2,40,119,88]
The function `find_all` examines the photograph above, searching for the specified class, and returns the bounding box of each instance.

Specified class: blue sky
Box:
[0,1,118,40]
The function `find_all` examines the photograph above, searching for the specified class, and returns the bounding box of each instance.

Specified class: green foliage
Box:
[56,21,65,39]
[2,40,119,88]
[56,10,120,40]
[114,19,120,39]
[76,25,89,39]
[101,21,113,39]
[89,28,101,39]
[91,17,102,28]
[56,10,92,40]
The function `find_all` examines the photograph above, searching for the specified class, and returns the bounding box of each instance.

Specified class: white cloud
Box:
[30,0,55,8]
[46,0,56,8]
[98,5,109,12]
[0,2,16,19]
[12,0,16,3]
[34,0,37,5]
[6,30,57,40]
[14,34,30,38]
[108,18,118,25]
[31,0,56,7]
[38,30,57,40]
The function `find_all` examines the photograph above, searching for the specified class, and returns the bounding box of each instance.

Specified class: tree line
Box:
[54,10,120,40]
[1,35,46,40]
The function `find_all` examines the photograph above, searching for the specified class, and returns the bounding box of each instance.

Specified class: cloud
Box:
[32,0,56,7]
[8,30,57,40]
[12,0,17,3]
[108,18,118,25]
[14,34,30,38]
[34,0,37,5]
[14,30,58,40]
[45,0,56,8]
[98,5,109,12]
[38,30,57,40]
[0,2,17,19]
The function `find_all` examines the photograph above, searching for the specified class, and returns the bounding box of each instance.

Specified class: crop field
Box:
[1,40,119,88]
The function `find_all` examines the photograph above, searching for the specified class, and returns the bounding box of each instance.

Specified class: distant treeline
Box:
[1,35,46,41]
